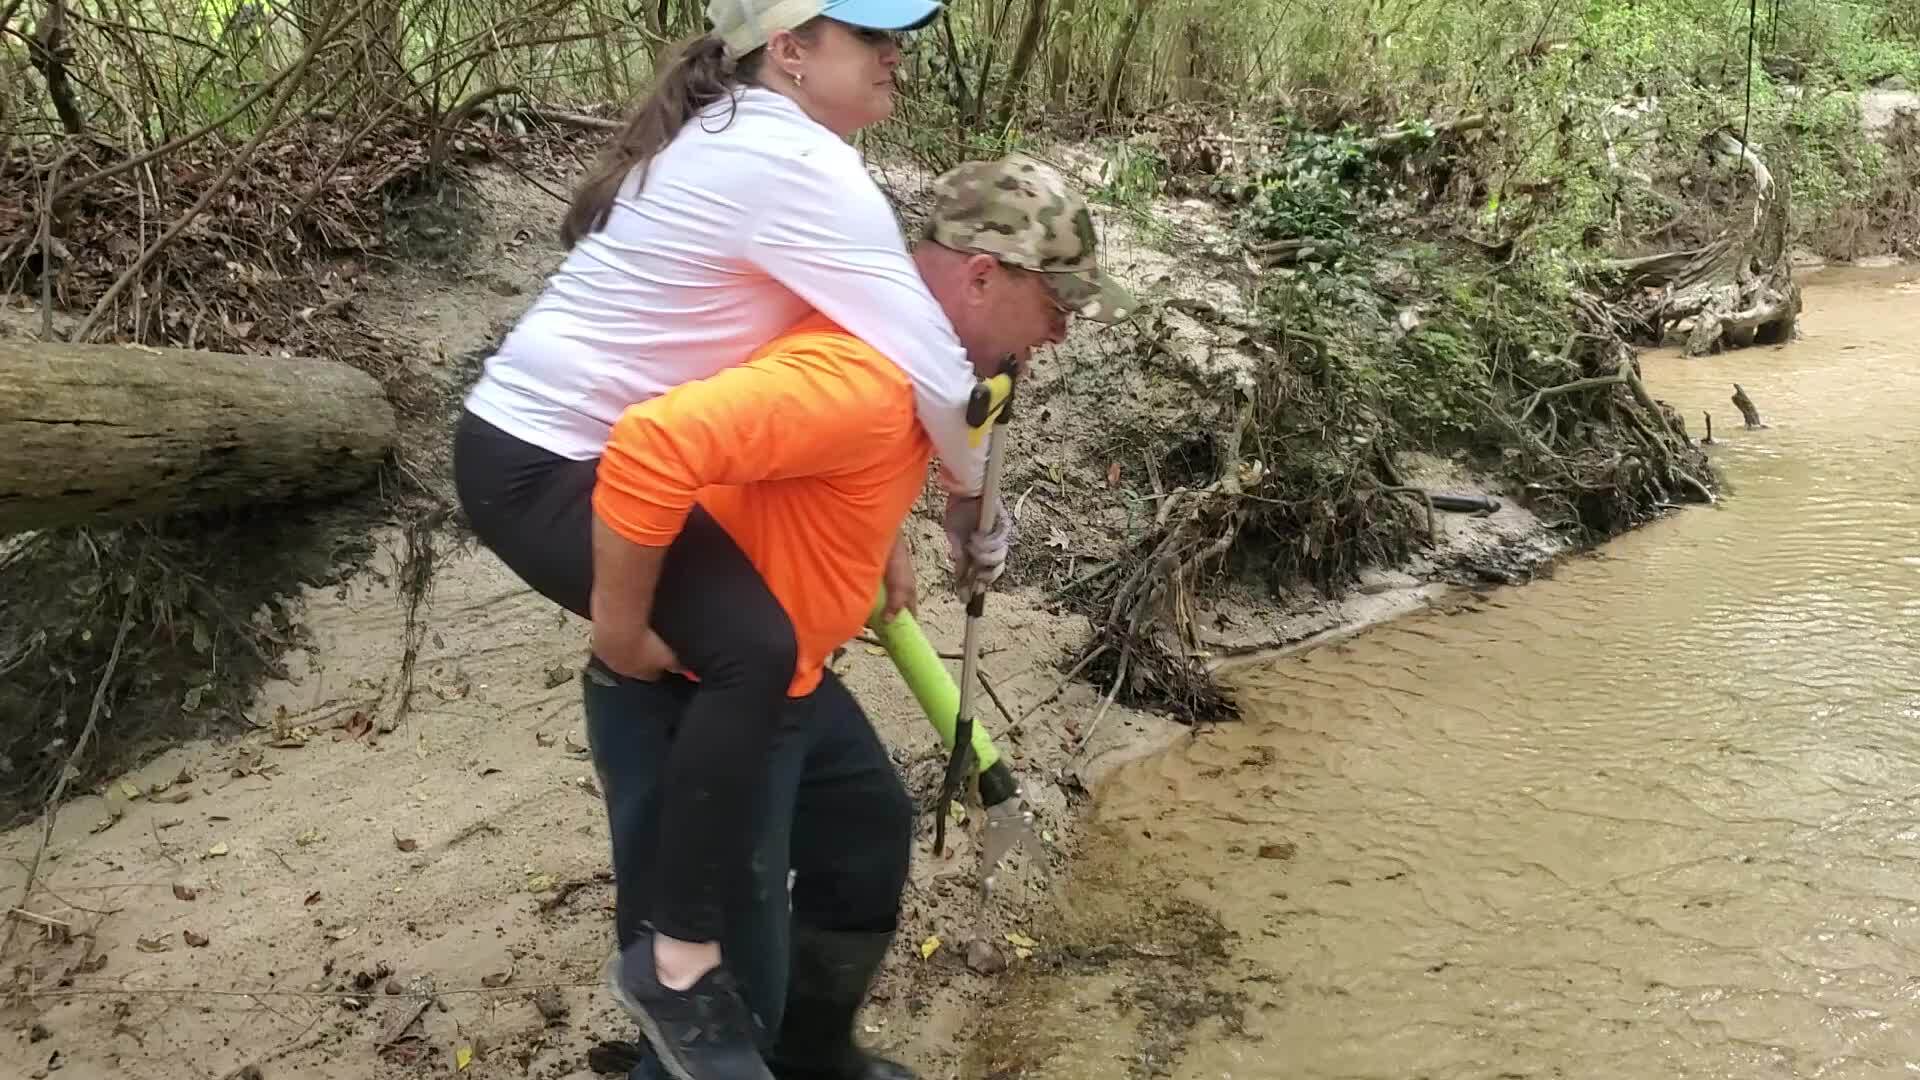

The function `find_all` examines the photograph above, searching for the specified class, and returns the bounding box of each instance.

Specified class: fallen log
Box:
[0,341,395,533]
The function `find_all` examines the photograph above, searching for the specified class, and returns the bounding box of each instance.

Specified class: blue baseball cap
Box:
[708,0,942,56]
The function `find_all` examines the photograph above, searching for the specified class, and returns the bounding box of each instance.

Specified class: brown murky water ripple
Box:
[1034,269,1920,1079]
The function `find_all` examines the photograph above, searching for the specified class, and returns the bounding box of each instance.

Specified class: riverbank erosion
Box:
[963,263,1920,1078]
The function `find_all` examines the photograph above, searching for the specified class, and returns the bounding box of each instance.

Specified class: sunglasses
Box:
[843,24,908,48]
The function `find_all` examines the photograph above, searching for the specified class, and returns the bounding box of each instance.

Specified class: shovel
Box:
[866,599,1035,895]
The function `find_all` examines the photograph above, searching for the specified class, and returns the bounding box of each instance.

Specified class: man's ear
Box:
[964,253,1000,304]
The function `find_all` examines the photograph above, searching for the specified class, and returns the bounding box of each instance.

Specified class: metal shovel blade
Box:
[980,795,1036,897]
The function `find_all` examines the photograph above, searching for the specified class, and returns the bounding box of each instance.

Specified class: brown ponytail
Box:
[563,34,754,248]
[564,19,839,249]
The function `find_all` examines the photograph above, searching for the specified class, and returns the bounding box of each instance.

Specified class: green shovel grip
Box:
[865,592,1001,774]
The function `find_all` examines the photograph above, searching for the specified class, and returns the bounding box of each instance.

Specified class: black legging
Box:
[453,407,793,943]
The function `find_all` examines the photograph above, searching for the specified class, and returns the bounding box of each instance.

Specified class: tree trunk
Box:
[0,341,395,533]
[994,0,1052,130]
[1102,0,1155,120]
[1047,0,1080,108]
[30,0,85,136]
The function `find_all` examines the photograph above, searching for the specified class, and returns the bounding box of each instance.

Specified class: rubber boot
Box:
[767,926,917,1080]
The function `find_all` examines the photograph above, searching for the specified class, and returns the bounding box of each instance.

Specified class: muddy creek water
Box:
[997,269,1920,1079]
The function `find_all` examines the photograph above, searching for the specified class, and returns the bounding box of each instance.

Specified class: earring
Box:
[794,71,805,84]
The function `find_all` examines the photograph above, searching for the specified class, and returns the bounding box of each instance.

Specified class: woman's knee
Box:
[681,618,797,700]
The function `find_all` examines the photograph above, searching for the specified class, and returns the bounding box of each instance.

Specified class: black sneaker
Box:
[605,934,774,1080]
[587,1038,665,1078]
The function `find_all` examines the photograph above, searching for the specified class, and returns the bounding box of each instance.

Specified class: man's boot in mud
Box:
[767,926,916,1080]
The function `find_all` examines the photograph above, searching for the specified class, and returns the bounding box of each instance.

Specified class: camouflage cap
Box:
[924,154,1137,324]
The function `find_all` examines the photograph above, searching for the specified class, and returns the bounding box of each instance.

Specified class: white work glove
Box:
[943,490,1015,595]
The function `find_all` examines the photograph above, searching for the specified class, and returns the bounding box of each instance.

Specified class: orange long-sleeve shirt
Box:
[593,315,935,697]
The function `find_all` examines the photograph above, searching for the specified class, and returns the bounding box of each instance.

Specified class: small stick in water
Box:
[1702,411,1714,444]
[1732,384,1766,429]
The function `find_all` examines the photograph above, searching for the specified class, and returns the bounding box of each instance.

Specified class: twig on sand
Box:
[975,669,1018,731]
[1075,645,1131,757]
[2,591,136,958]
[6,908,74,932]
[1011,643,1109,731]
[25,980,601,1001]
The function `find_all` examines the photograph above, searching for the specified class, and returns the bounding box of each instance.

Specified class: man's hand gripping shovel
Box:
[866,361,1035,898]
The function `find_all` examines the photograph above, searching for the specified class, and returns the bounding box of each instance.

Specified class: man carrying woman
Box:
[451,2,1132,1077]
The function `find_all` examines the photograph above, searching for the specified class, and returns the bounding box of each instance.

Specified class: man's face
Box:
[960,257,1073,378]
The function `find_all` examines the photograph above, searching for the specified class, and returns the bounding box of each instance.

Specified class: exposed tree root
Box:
[1058,267,1714,725]
[1604,128,1800,355]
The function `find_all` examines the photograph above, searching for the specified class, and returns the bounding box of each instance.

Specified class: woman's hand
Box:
[881,530,918,621]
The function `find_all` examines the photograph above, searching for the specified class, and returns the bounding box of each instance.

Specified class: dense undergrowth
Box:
[1004,120,1719,721]
[1,0,1916,812]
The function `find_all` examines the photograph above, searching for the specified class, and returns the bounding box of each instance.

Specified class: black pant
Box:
[454,408,802,942]
[583,660,912,1045]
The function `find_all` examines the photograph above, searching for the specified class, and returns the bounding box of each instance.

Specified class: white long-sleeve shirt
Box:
[462,87,984,494]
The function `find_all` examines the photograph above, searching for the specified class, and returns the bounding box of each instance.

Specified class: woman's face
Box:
[780,21,904,136]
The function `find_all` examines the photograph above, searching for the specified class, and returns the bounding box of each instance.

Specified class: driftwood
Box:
[0,341,395,533]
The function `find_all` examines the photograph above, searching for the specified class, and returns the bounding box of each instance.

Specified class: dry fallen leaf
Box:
[455,1044,474,1071]
[303,890,322,906]
[1107,461,1123,487]
[90,809,123,834]
[534,731,557,748]
[919,934,941,960]
[184,930,210,948]
[525,873,556,894]
[563,732,589,755]
[154,790,192,805]
[295,828,323,847]
[394,834,419,853]
[573,776,601,797]
[205,842,229,858]
[1005,931,1038,949]
[172,883,199,902]
[75,953,109,974]
[120,781,144,800]
[480,969,513,988]
[324,926,358,942]
[136,934,172,953]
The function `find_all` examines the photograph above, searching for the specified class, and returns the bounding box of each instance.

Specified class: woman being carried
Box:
[453,2,1008,1078]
